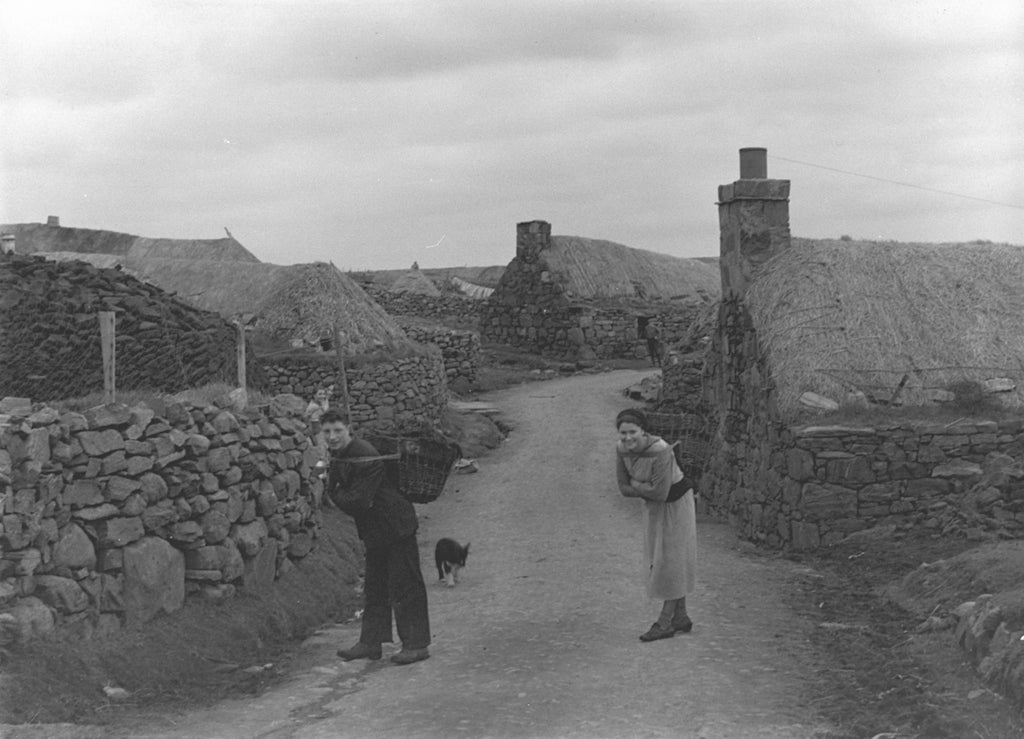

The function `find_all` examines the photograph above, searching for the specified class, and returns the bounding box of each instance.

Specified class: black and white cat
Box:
[434,538,470,587]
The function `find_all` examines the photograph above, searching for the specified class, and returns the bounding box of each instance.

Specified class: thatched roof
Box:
[450,276,494,299]
[544,235,720,300]
[39,254,415,354]
[1,222,259,261]
[745,238,1024,417]
[390,267,441,296]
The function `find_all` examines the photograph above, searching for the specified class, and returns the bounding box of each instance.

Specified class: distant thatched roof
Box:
[2,222,259,261]
[745,238,1024,417]
[40,254,415,355]
[390,267,441,296]
[450,276,494,299]
[544,235,720,301]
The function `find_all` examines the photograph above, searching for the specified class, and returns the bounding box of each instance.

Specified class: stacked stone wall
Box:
[361,284,483,326]
[482,286,700,361]
[258,351,448,432]
[398,325,479,384]
[0,253,259,402]
[0,396,331,644]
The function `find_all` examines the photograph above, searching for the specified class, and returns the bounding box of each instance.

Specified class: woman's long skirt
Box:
[642,490,697,600]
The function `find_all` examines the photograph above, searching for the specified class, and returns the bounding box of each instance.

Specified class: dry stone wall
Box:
[0,395,328,644]
[0,253,257,402]
[398,324,479,385]
[362,284,483,326]
[259,351,448,432]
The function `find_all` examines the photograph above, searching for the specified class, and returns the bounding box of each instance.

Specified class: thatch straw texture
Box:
[745,238,1024,415]
[390,268,441,296]
[2,222,259,261]
[256,262,415,353]
[545,235,720,300]
[127,236,258,262]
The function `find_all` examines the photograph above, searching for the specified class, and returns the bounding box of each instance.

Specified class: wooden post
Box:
[98,311,116,403]
[235,321,247,392]
[332,326,352,420]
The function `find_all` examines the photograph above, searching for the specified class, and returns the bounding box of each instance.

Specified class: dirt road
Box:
[122,370,835,739]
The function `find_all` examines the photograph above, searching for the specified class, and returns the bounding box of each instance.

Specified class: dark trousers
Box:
[646,339,662,364]
[360,535,431,650]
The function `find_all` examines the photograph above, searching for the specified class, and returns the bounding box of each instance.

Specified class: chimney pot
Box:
[739,148,767,179]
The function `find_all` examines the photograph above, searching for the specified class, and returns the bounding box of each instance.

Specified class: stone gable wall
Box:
[0,396,334,644]
[0,253,258,402]
[258,351,448,433]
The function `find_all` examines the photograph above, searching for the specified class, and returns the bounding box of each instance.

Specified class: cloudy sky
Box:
[2,0,1021,270]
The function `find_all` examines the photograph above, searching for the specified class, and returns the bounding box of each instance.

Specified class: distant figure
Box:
[643,321,663,367]
[306,386,333,463]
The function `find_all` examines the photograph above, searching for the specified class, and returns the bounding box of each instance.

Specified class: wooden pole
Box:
[235,321,247,392]
[98,311,116,404]
[332,326,351,420]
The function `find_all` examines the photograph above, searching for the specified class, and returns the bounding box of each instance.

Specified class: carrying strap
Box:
[334,454,401,464]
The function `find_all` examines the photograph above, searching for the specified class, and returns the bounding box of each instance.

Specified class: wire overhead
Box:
[768,155,1024,211]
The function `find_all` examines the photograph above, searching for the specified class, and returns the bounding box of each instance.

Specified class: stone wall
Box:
[398,324,480,385]
[0,253,256,402]
[258,350,449,433]
[0,395,326,644]
[362,284,483,326]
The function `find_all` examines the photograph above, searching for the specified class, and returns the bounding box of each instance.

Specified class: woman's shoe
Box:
[639,622,676,642]
[672,616,693,634]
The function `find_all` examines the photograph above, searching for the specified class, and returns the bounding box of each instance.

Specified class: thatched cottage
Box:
[701,148,1024,550]
[0,216,258,262]
[480,221,720,360]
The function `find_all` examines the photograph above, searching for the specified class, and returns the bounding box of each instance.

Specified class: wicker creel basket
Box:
[361,434,461,504]
[633,410,710,481]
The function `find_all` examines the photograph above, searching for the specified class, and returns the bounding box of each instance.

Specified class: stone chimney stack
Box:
[717,147,791,298]
[46,215,60,226]
[516,220,551,263]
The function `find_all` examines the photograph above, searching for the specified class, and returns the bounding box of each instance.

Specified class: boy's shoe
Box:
[672,616,693,634]
[336,642,382,661]
[639,622,676,642]
[390,647,430,665]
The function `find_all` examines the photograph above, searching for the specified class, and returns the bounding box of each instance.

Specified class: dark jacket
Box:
[327,437,418,549]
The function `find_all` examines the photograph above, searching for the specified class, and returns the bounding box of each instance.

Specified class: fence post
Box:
[235,321,247,392]
[332,326,352,420]
[98,311,116,403]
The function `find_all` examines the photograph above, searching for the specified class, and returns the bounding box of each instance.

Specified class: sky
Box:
[1,0,1022,271]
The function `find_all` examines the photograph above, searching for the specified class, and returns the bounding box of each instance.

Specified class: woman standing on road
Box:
[615,408,697,642]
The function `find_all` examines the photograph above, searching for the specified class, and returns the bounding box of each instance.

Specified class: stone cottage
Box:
[702,148,1024,549]
[480,221,719,360]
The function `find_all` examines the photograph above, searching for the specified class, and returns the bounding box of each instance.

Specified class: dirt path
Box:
[117,370,835,739]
